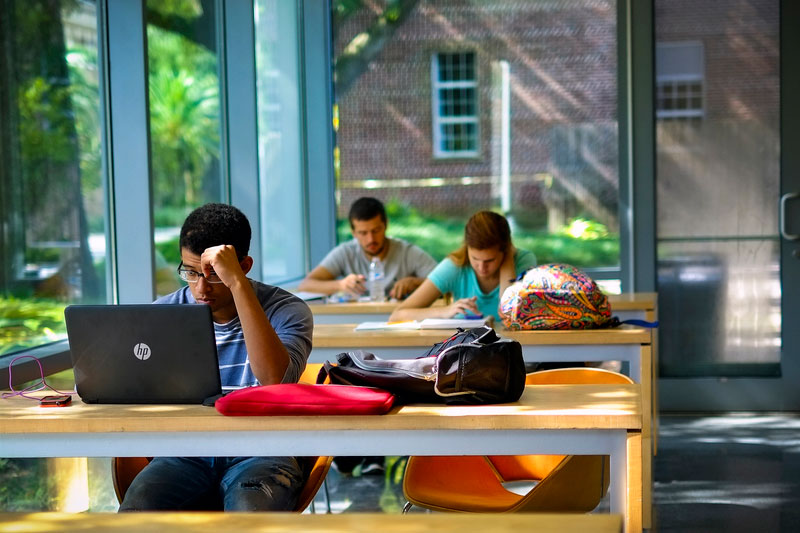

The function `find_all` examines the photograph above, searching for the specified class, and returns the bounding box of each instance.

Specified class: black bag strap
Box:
[607,317,659,328]
[420,325,498,358]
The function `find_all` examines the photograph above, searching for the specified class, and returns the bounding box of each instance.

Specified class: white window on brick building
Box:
[431,51,479,158]
[656,41,705,119]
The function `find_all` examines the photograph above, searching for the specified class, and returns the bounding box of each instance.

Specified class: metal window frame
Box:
[619,0,656,294]
[3,1,657,394]
[223,0,262,267]
[301,0,336,269]
[658,0,800,411]
[105,0,155,304]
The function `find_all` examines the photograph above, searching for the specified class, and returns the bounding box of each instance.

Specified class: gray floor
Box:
[311,414,800,532]
[652,414,800,532]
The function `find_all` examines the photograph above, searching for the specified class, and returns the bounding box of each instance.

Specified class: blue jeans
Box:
[118,456,304,512]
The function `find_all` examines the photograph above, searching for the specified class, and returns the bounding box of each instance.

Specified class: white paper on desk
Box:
[293,291,327,301]
[354,321,421,331]
[354,317,491,331]
[418,317,490,329]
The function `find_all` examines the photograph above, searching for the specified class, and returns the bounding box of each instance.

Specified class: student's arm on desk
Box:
[298,265,365,297]
[389,279,479,321]
[388,276,426,300]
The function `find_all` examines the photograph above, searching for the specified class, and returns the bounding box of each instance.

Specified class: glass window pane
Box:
[464,52,475,80]
[658,240,780,377]
[1,0,107,356]
[440,88,458,116]
[254,0,306,282]
[0,0,116,513]
[438,53,450,81]
[464,88,476,115]
[331,1,619,270]
[146,0,222,297]
[655,0,780,376]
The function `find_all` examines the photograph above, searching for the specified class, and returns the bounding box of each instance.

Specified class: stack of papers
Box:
[418,317,492,329]
[354,317,490,331]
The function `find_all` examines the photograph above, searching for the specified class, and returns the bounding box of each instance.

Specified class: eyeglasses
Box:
[177,262,223,284]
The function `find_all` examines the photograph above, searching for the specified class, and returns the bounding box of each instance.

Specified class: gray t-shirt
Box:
[319,237,437,293]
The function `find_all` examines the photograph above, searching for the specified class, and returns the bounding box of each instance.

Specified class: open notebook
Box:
[354,317,491,331]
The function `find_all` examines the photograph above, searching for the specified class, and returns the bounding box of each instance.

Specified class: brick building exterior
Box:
[332,0,779,238]
[333,0,619,230]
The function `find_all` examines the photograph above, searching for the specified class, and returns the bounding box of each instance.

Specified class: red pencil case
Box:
[215,383,396,416]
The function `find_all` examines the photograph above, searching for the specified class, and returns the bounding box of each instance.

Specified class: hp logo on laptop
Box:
[133,342,152,361]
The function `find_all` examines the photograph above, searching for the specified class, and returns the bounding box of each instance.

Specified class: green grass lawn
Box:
[0,298,67,356]
[336,212,619,267]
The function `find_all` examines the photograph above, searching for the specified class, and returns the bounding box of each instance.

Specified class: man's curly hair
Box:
[179,203,251,259]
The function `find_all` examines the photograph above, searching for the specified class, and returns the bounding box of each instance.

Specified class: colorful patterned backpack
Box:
[499,263,613,330]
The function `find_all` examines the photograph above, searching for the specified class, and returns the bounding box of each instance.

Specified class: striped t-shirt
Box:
[154,280,313,388]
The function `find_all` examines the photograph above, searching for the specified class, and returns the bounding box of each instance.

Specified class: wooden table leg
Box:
[642,436,652,529]
[626,431,643,533]
[640,345,653,529]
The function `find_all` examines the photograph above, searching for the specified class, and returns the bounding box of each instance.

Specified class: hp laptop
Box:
[65,304,222,404]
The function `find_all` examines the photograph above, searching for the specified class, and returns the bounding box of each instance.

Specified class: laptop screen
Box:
[65,304,221,404]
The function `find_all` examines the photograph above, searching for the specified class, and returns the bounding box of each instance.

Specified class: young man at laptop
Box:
[298,196,437,300]
[119,203,313,512]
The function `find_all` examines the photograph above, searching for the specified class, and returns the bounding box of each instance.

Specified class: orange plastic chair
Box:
[402,367,634,514]
[113,363,333,513]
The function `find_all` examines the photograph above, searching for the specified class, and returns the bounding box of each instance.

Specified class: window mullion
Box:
[105,0,155,304]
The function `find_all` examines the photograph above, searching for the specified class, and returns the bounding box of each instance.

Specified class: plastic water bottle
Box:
[368,257,386,302]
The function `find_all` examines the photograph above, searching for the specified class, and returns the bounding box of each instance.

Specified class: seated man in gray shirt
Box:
[299,197,437,300]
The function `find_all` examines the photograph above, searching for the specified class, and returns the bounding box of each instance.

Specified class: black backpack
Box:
[319,326,526,405]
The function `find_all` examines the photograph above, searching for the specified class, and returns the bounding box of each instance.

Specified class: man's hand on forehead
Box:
[201,245,244,284]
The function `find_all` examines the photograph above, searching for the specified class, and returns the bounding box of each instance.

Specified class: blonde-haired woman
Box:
[389,211,536,321]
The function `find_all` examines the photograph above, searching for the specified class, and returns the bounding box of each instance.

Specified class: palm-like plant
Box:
[147,25,220,211]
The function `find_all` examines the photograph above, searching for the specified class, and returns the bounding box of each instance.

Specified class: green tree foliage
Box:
[148,0,203,20]
[3,0,101,301]
[334,0,421,95]
[0,459,50,511]
[0,298,66,356]
[66,48,102,206]
[147,20,220,211]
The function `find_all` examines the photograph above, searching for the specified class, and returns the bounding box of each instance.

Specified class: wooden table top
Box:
[312,323,653,347]
[608,292,657,311]
[308,299,446,314]
[0,384,641,435]
[0,512,623,533]
[307,293,656,314]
